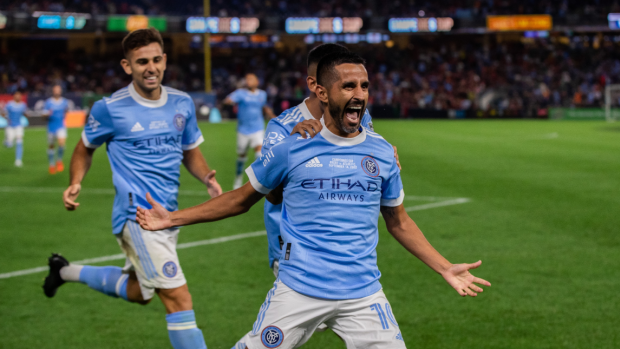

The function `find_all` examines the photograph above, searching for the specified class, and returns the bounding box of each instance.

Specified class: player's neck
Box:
[323,111,360,139]
[305,94,322,120]
[132,81,161,100]
[247,87,257,93]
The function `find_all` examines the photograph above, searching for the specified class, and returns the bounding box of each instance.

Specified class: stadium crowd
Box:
[1,36,617,117]
[0,0,617,18]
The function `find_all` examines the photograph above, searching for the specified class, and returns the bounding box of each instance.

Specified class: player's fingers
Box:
[469,284,484,293]
[473,277,491,287]
[145,192,155,205]
[467,260,482,270]
[206,170,216,180]
[464,287,478,297]
[455,287,467,297]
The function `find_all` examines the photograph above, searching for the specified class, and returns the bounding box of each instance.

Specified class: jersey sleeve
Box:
[261,119,288,156]
[43,100,52,112]
[181,99,204,150]
[82,100,114,149]
[245,140,290,194]
[227,89,242,103]
[380,156,404,207]
[361,110,374,131]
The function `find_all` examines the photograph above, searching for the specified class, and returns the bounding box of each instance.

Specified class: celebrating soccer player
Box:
[1,91,32,167]
[223,73,276,189]
[137,51,490,349]
[43,28,221,349]
[42,85,73,174]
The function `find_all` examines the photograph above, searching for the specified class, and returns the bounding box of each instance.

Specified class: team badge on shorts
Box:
[361,156,380,177]
[173,114,186,131]
[261,326,283,348]
[163,261,178,278]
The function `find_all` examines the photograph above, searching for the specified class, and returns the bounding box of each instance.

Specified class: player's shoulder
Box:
[103,86,131,105]
[363,128,392,152]
[164,85,192,101]
[273,105,305,127]
[90,98,112,118]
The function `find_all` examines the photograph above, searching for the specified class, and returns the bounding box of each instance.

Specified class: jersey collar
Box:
[128,82,168,108]
[298,98,314,121]
[319,117,366,146]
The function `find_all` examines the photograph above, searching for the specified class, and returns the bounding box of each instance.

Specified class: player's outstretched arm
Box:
[182,147,222,198]
[381,204,491,297]
[63,139,96,211]
[137,182,265,231]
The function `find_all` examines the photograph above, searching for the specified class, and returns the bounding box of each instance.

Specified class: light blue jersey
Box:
[5,101,27,127]
[261,99,374,268]
[82,83,204,235]
[228,88,267,135]
[44,97,69,133]
[248,118,403,300]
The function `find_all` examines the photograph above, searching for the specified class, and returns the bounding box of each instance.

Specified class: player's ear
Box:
[307,76,317,93]
[316,84,328,103]
[120,58,132,75]
[162,53,167,70]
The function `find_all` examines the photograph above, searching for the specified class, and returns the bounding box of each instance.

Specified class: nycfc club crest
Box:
[173,114,186,131]
[163,261,178,278]
[361,156,380,177]
[261,326,284,348]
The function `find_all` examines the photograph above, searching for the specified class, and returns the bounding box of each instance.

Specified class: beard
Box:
[327,96,361,134]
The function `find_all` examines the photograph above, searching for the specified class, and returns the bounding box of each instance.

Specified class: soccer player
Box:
[137,51,490,349]
[223,73,276,189]
[43,84,73,174]
[1,91,30,167]
[43,28,221,349]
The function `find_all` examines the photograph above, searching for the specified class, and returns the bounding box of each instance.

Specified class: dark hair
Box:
[122,28,164,58]
[307,43,349,68]
[316,51,366,87]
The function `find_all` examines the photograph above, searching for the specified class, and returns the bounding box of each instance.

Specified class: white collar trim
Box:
[128,82,168,108]
[299,98,315,121]
[319,117,366,146]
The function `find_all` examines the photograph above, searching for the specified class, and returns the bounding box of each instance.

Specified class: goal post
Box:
[604,84,620,122]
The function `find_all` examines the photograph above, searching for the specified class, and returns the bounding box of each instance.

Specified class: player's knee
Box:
[101,268,124,297]
[134,298,152,306]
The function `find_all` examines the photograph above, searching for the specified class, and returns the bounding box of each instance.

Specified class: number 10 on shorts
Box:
[370,303,399,329]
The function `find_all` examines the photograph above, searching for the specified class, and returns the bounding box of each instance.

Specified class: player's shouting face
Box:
[121,42,167,94]
[317,62,369,135]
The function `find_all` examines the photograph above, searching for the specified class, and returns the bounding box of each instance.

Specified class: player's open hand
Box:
[63,184,82,211]
[204,170,222,198]
[136,192,173,231]
[291,119,322,139]
[441,260,491,297]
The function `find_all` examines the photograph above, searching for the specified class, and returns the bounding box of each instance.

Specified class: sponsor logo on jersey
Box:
[261,326,284,348]
[149,120,169,130]
[361,156,380,177]
[305,157,323,167]
[301,178,379,191]
[173,114,186,131]
[264,131,285,146]
[131,122,144,132]
[163,261,178,278]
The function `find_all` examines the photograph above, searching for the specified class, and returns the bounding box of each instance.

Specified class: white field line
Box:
[0,186,471,280]
[0,231,267,280]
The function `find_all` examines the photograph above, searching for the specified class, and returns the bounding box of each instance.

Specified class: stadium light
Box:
[186,17,260,34]
[388,18,454,33]
[32,12,90,30]
[285,17,363,34]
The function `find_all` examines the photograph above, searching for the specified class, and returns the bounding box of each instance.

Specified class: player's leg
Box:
[234,132,250,189]
[5,126,15,148]
[55,128,67,172]
[249,129,264,160]
[47,132,56,174]
[326,289,407,349]
[14,126,23,167]
[156,285,206,349]
[231,279,331,349]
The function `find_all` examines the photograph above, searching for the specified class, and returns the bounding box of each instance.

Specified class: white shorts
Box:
[116,220,187,300]
[5,126,24,145]
[47,128,67,145]
[236,280,406,349]
[237,130,264,155]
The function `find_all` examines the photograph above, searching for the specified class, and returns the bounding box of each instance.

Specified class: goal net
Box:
[604,84,620,122]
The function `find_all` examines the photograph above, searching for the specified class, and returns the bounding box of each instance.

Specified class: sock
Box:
[47,149,55,166]
[15,141,23,161]
[235,157,247,176]
[166,310,208,349]
[76,265,129,301]
[60,264,83,282]
[57,146,65,161]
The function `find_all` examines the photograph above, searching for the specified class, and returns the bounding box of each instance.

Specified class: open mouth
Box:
[344,105,363,125]
[144,76,158,84]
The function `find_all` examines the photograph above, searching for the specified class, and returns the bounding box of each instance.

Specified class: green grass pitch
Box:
[0,120,618,348]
